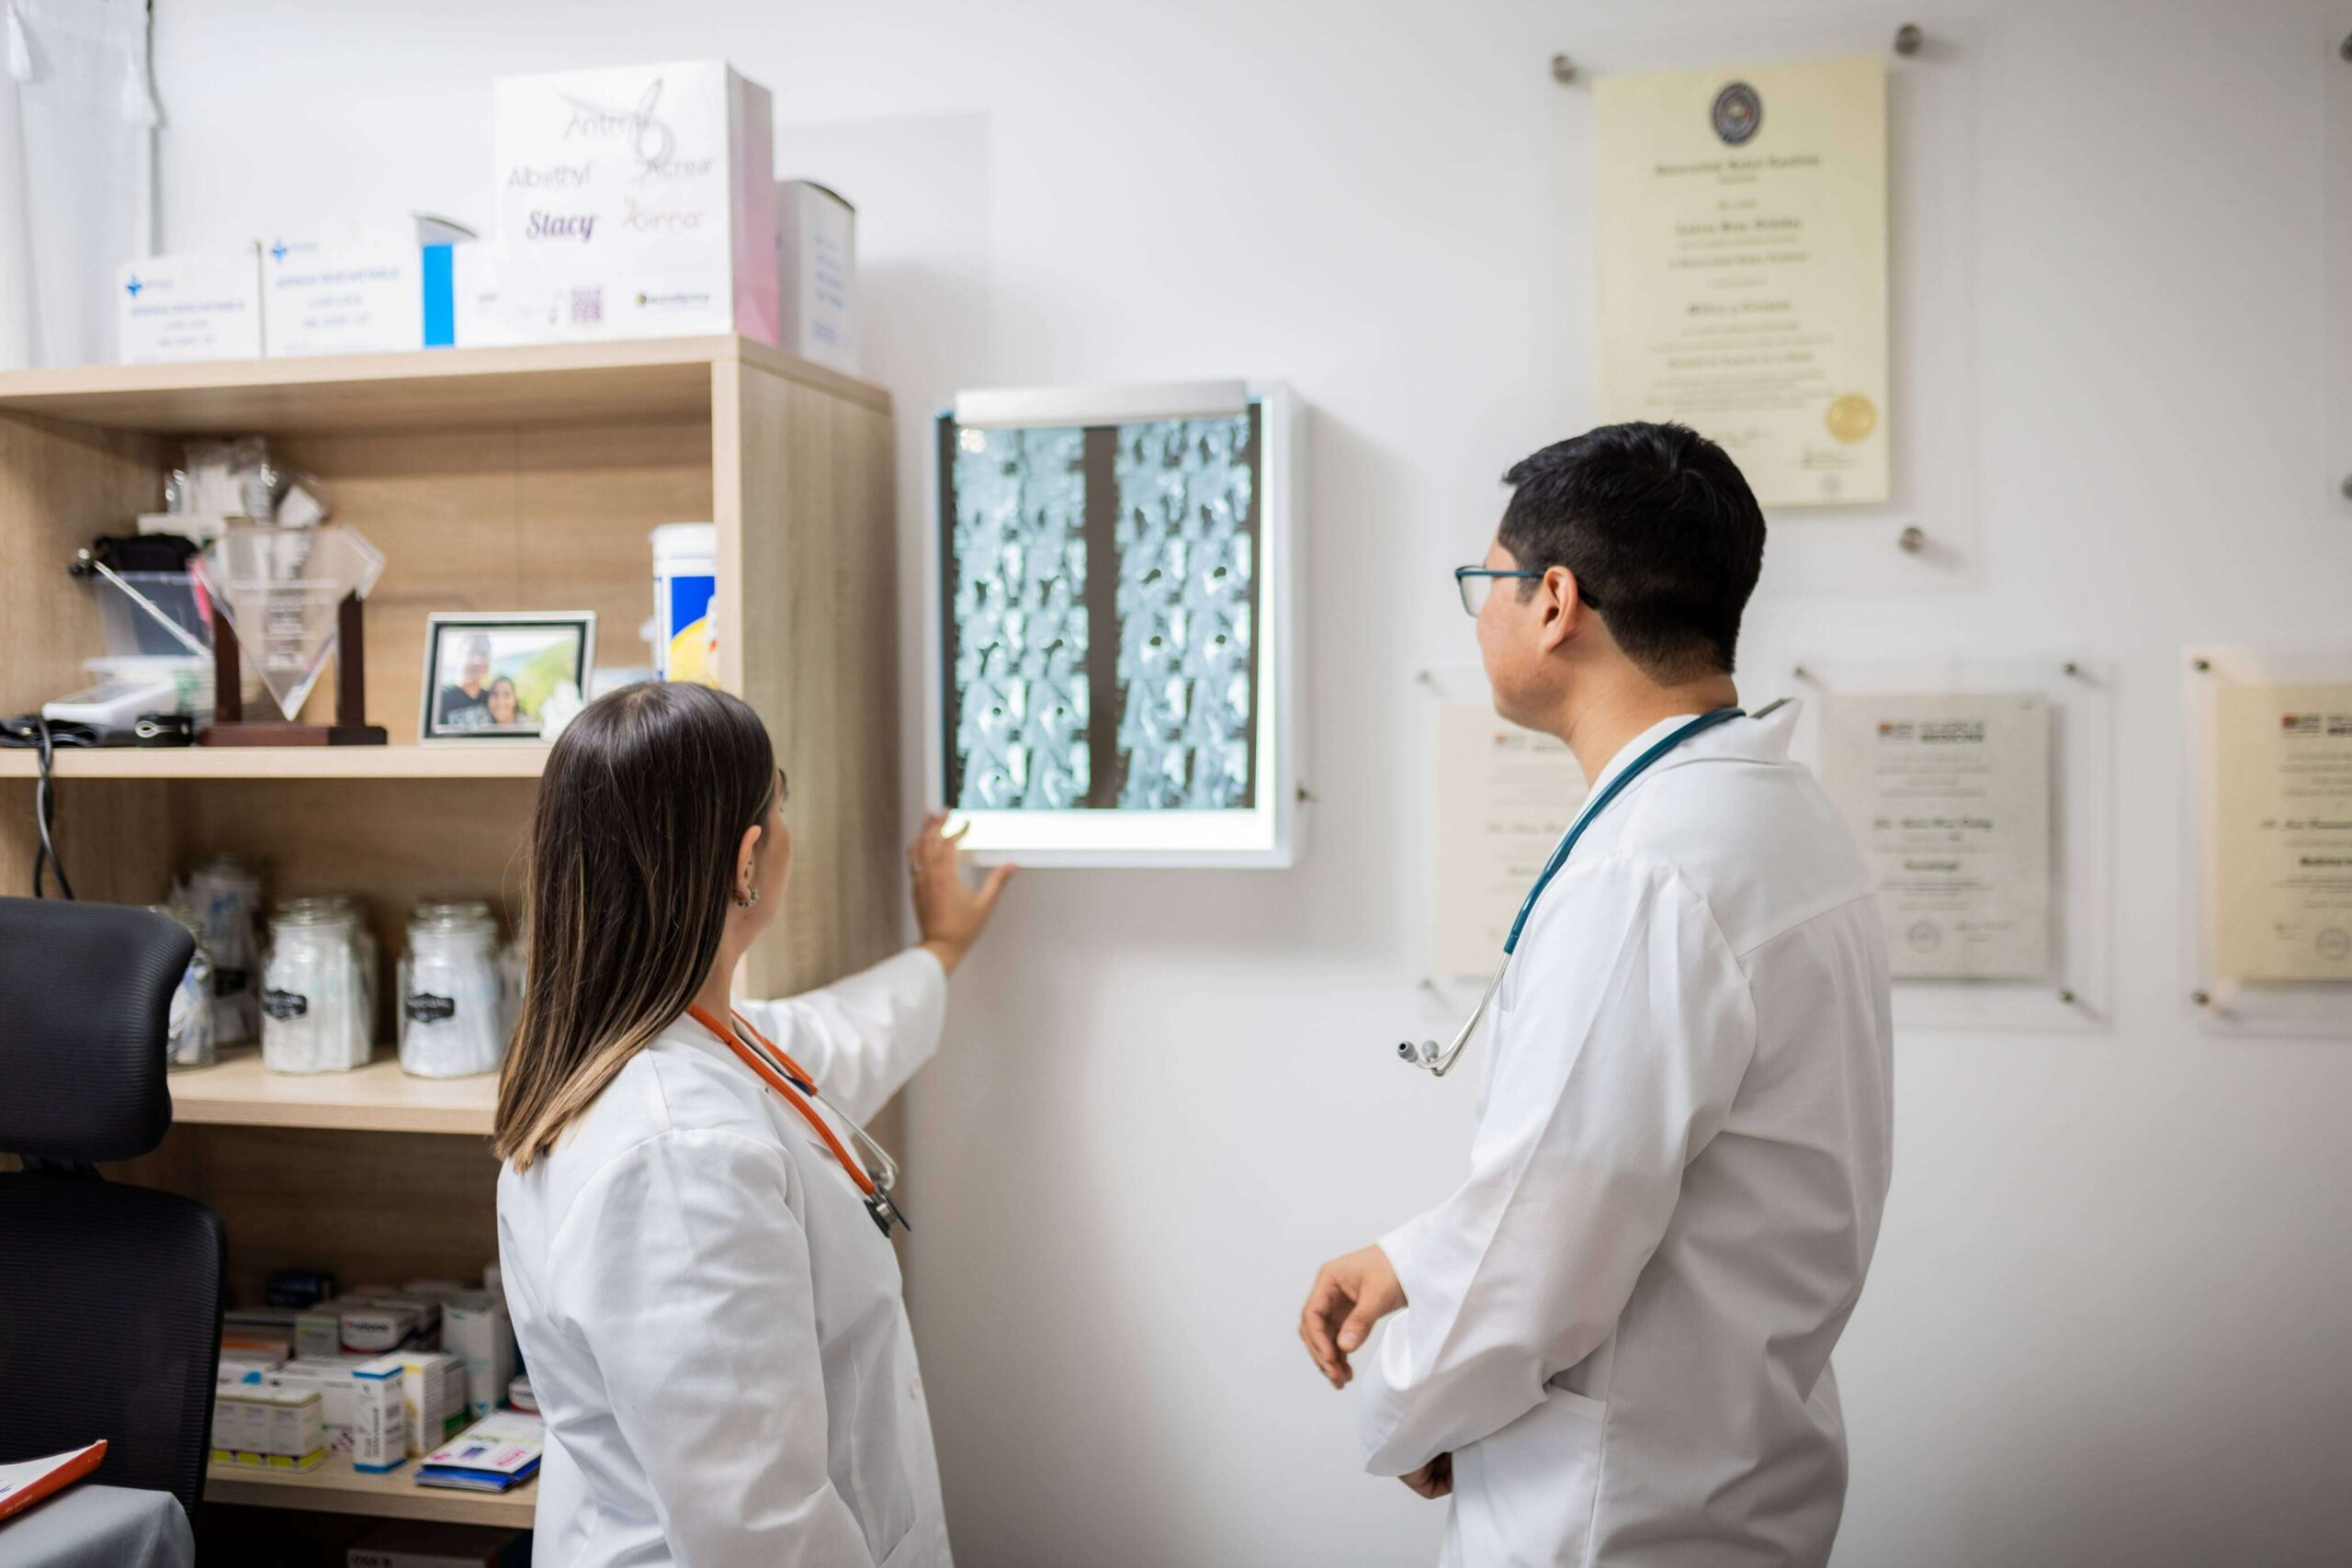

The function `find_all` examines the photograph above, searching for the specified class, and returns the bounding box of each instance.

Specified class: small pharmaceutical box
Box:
[396,1351,472,1457]
[340,1300,426,1355]
[441,1291,516,1418]
[262,218,477,357]
[492,59,778,344]
[775,179,856,373]
[118,244,264,364]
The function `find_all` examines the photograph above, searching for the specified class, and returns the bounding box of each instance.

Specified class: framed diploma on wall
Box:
[1415,666,1589,982]
[2185,646,2352,1037]
[926,381,1304,868]
[1595,55,1890,510]
[1792,657,2114,1034]
[1558,17,1983,594]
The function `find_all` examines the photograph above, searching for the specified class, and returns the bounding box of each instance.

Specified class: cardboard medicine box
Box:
[118,245,264,364]
[775,179,856,373]
[492,59,777,344]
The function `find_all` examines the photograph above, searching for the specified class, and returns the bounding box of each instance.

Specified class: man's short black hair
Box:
[1498,422,1766,682]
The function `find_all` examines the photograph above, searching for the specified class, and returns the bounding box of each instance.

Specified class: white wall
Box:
[154,2,2352,1563]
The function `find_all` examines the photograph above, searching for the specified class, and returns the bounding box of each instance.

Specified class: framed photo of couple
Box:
[419,612,598,742]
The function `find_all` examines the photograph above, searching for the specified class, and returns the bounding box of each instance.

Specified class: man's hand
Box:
[910,812,1016,975]
[1397,1454,1453,1499]
[1298,1243,1405,1389]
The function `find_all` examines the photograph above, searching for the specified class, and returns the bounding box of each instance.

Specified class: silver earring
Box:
[736,885,759,908]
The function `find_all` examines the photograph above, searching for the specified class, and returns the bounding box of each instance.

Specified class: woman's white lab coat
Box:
[1362,705,1894,1566]
[497,948,952,1568]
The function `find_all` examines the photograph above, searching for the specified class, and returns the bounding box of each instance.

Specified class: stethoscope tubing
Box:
[1401,707,1747,1077]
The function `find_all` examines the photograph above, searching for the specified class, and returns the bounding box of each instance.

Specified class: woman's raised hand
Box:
[910,812,1016,975]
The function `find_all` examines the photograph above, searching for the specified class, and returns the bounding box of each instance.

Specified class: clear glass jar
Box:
[151,902,216,1069]
[400,904,507,1079]
[179,852,264,1046]
[282,894,376,1063]
[260,903,369,1074]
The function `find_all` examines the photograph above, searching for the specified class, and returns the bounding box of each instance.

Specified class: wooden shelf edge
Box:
[0,745,548,781]
[170,1049,498,1137]
[205,1455,536,1528]
[0,334,887,423]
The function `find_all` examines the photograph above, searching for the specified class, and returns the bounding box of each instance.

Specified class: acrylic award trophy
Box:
[199,525,389,745]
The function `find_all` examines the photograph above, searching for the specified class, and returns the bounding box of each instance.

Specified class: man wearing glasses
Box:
[1299,423,1894,1567]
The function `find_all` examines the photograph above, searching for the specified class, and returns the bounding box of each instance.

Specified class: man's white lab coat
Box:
[498,949,953,1568]
[1364,705,1894,1567]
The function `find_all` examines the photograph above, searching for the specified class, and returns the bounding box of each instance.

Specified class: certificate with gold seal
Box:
[1595,55,1889,506]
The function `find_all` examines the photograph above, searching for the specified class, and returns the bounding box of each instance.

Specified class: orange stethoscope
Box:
[687,1003,910,1237]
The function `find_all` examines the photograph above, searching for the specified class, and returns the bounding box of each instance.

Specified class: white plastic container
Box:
[650,523,718,685]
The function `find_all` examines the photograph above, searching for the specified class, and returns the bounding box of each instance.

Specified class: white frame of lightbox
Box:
[2181,645,2352,1037]
[1786,655,2115,1033]
[923,380,1304,869]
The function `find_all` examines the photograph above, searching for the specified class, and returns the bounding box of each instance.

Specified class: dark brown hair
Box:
[1499,421,1767,682]
[492,682,777,1169]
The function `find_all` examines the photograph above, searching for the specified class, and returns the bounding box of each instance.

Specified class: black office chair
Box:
[0,896,225,1517]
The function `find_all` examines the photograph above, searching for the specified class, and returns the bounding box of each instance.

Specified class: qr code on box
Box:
[570,288,603,325]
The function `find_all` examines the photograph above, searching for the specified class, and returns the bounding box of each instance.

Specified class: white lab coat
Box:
[1363,705,1894,1567]
[497,948,953,1568]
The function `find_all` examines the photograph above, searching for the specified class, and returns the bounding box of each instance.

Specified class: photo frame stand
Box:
[202,591,387,747]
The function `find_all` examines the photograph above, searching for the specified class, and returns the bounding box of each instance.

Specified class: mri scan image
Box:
[941,407,1262,814]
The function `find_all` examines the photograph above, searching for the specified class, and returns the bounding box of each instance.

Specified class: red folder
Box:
[0,1440,107,1521]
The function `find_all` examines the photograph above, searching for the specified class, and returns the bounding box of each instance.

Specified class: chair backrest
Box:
[0,897,224,1515]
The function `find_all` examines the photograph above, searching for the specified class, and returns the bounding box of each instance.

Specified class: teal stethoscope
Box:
[1398,706,1747,1077]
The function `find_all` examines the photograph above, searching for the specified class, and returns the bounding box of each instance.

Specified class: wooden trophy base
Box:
[200,590,389,748]
[203,723,390,747]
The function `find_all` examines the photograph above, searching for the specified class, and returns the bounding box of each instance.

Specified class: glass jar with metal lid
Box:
[259,901,369,1075]
[400,901,507,1079]
[150,902,216,1069]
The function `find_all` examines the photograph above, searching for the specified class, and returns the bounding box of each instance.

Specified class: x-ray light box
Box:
[929,381,1303,867]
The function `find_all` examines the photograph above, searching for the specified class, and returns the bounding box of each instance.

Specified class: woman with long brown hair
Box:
[493,681,1013,1568]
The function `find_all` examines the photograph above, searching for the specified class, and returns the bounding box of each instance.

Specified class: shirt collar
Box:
[1579,697,1801,797]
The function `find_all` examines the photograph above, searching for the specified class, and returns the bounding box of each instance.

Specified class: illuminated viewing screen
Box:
[936,405,1264,816]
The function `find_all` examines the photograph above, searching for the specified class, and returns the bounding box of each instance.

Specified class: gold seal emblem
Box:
[1825,394,1877,444]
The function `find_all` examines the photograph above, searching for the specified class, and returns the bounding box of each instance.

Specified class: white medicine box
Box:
[492,59,778,344]
[262,218,478,358]
[118,245,264,364]
[775,180,856,373]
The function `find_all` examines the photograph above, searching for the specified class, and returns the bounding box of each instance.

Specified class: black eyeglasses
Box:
[1453,566,1602,617]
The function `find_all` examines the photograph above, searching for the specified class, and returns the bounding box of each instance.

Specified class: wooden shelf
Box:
[171,1047,496,1136]
[0,744,548,781]
[206,1450,535,1528]
[0,333,886,435]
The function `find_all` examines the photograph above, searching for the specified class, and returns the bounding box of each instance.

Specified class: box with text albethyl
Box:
[492,59,777,344]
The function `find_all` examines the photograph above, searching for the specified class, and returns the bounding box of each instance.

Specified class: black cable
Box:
[0,714,78,898]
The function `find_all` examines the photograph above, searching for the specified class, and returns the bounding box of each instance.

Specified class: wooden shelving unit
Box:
[169,1048,497,1135]
[207,1452,535,1528]
[0,745,550,780]
[0,338,903,1531]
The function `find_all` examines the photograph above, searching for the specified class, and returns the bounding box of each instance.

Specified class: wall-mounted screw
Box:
[1894,23,1924,56]
[2057,987,2076,1006]
[2191,989,2211,1008]
[1550,53,1577,84]
[2193,658,2211,673]
[1792,664,1810,682]
[1296,784,1318,805]
[1897,525,1927,554]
